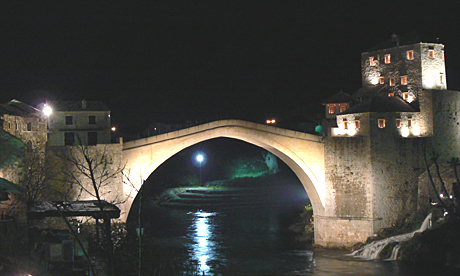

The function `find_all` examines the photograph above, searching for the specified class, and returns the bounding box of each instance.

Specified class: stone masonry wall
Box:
[369,113,424,230]
[324,136,372,219]
[49,142,124,210]
[430,90,460,161]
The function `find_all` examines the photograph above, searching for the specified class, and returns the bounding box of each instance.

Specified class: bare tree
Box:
[423,145,460,220]
[57,141,125,276]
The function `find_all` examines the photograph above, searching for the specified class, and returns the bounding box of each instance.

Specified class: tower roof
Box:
[49,100,110,112]
[321,91,353,104]
[340,94,417,114]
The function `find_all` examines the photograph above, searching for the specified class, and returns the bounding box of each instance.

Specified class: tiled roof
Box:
[0,99,41,117]
[340,95,418,114]
[49,100,110,112]
[365,33,421,52]
[321,91,353,104]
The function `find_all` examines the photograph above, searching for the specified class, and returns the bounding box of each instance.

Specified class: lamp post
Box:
[196,154,204,184]
[43,104,52,129]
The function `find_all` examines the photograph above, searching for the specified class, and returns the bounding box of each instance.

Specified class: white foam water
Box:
[348,213,432,260]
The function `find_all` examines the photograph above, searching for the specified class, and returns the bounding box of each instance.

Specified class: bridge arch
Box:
[122,120,326,222]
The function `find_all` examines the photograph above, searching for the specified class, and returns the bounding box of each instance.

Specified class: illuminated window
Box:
[378,119,386,128]
[407,50,414,60]
[379,76,385,84]
[355,120,360,129]
[442,50,445,60]
[401,75,408,85]
[440,73,445,84]
[328,105,335,114]
[403,92,409,100]
[340,105,347,113]
[429,49,435,59]
[408,118,412,128]
[396,118,401,128]
[385,54,391,64]
[390,77,396,86]
[388,92,395,97]
[343,120,348,130]
[369,56,376,66]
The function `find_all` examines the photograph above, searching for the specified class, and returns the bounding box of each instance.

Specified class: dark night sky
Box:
[1,1,460,134]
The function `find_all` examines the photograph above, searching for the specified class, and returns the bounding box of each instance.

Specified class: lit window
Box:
[390,77,396,86]
[388,93,395,97]
[408,118,412,128]
[355,120,360,129]
[343,120,348,130]
[440,73,445,84]
[328,105,335,114]
[378,119,386,128]
[369,56,376,66]
[385,54,391,64]
[442,50,445,60]
[429,49,435,59]
[340,105,347,113]
[403,92,409,100]
[379,76,385,84]
[401,75,408,85]
[396,118,401,128]
[407,50,414,60]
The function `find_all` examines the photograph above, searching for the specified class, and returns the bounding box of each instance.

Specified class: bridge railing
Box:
[122,114,320,142]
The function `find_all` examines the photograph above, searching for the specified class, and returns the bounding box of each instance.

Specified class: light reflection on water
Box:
[189,211,217,274]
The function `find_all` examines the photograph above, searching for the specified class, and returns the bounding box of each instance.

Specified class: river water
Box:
[136,177,460,276]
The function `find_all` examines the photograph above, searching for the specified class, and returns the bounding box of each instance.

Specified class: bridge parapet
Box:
[123,120,323,150]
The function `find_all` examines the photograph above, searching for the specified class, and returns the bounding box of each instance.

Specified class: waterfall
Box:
[348,213,432,260]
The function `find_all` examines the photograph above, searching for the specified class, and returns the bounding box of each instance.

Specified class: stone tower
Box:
[318,38,448,246]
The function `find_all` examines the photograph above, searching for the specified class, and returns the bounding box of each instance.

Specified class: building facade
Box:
[46,100,112,146]
[319,39,456,246]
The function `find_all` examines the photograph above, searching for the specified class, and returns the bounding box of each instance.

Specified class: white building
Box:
[46,100,112,146]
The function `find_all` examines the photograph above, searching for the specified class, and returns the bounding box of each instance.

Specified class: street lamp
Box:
[196,154,204,184]
[42,104,53,131]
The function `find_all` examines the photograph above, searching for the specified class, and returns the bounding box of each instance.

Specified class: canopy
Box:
[0,177,28,194]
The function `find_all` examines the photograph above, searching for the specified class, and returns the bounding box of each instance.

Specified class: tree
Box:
[57,142,125,276]
[423,145,460,220]
[22,144,74,203]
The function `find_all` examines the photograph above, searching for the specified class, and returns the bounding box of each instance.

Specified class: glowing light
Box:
[43,104,52,116]
[371,77,379,85]
[347,128,357,136]
[401,128,409,137]
[197,154,204,163]
[111,126,116,131]
[266,119,276,124]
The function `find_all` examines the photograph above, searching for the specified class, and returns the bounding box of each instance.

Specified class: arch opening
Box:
[125,136,323,224]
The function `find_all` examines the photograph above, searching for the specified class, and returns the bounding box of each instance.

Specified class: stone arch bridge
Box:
[121,120,366,247]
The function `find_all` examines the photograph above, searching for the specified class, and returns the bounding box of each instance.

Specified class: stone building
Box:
[0,99,47,182]
[46,100,112,146]
[319,37,457,245]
